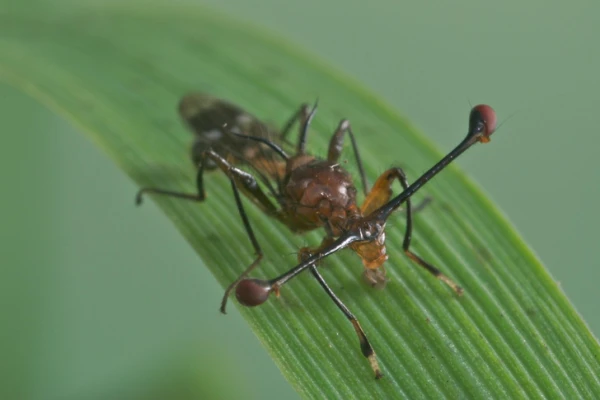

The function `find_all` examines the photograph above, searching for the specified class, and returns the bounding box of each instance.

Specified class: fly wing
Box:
[178,92,288,194]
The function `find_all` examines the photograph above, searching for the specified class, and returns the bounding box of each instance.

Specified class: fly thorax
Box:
[284,159,358,231]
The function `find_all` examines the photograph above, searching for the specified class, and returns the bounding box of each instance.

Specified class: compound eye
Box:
[236,279,272,307]
[469,104,497,142]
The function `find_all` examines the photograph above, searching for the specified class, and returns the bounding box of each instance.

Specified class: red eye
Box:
[472,104,497,140]
[235,279,272,307]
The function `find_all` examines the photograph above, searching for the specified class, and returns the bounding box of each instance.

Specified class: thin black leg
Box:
[136,150,279,216]
[309,265,383,379]
[295,99,319,155]
[279,103,311,146]
[326,119,369,195]
[393,168,463,295]
[135,150,281,312]
[219,178,263,314]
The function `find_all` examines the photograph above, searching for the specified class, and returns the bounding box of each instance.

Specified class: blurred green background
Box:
[2,0,599,399]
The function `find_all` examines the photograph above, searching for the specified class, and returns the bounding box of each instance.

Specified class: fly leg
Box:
[309,265,383,380]
[297,238,382,379]
[326,119,432,213]
[284,99,324,156]
[361,168,463,295]
[136,150,282,313]
[278,103,311,147]
[327,119,369,195]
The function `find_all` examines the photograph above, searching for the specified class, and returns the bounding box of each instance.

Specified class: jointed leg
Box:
[294,100,319,155]
[280,100,321,155]
[362,168,463,295]
[394,168,463,295]
[326,119,432,209]
[297,237,335,269]
[136,150,279,215]
[295,238,381,378]
[278,103,311,147]
[136,150,281,313]
[219,178,263,314]
[309,265,383,379]
[327,119,369,196]
[412,196,433,213]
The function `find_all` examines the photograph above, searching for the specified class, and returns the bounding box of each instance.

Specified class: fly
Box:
[136,93,497,379]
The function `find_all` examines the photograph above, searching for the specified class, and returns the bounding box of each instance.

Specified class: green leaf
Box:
[2,3,599,399]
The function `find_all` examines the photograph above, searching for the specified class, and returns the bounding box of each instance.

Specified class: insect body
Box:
[136,93,497,379]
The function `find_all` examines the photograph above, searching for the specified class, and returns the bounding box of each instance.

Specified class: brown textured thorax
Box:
[281,156,360,235]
